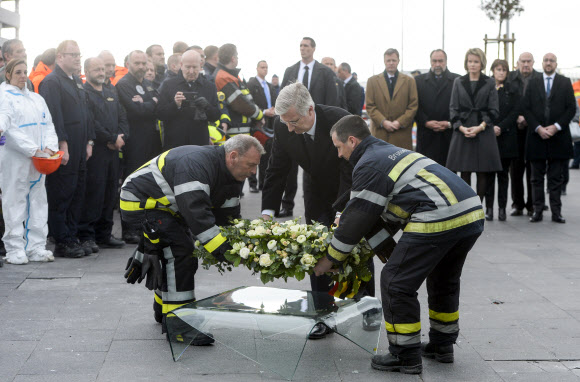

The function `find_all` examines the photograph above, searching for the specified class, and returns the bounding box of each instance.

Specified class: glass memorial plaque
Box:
[166,286,382,380]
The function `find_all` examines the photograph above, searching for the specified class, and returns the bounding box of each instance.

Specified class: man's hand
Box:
[174,91,185,108]
[115,134,125,150]
[425,120,439,130]
[517,115,527,130]
[545,125,558,136]
[314,256,339,276]
[86,143,93,160]
[392,120,401,130]
[152,97,158,104]
[494,125,502,136]
[59,141,69,166]
[254,118,266,128]
[460,126,475,138]
[132,95,144,103]
[262,214,272,220]
[264,107,276,118]
[382,120,397,132]
[537,127,552,140]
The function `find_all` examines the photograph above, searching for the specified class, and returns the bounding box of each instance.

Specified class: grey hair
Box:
[275,82,314,116]
[224,135,265,156]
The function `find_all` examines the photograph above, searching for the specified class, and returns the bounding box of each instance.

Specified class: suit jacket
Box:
[365,71,418,149]
[523,73,575,160]
[494,82,520,159]
[262,105,352,223]
[247,76,277,130]
[344,77,363,116]
[414,69,460,165]
[281,61,339,106]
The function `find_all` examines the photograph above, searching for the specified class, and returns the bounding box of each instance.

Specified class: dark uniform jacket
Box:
[39,64,93,161]
[120,145,242,247]
[414,69,459,166]
[344,77,363,116]
[494,82,519,159]
[247,76,277,130]
[116,72,162,174]
[335,76,347,110]
[327,136,484,264]
[281,61,339,106]
[157,71,220,149]
[83,82,129,148]
[261,105,352,223]
[523,73,576,160]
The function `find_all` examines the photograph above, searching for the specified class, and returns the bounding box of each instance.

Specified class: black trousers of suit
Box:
[249,139,273,190]
[485,158,512,210]
[530,159,566,216]
[510,129,533,211]
[281,160,299,211]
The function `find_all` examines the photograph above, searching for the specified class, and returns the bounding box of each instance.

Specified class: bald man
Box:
[157,50,220,148]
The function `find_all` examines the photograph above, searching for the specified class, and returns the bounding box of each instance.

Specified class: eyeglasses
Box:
[280,115,303,126]
[62,52,82,58]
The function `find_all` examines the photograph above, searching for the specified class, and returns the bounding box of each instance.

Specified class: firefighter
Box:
[122,135,264,342]
[314,115,484,374]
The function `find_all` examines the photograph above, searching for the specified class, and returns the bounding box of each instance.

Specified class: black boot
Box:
[498,208,506,221]
[485,208,493,221]
[371,353,422,374]
[421,342,454,363]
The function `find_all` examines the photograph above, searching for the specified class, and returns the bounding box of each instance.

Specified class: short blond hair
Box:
[464,48,487,72]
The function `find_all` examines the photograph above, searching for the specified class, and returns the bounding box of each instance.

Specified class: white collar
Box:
[343,75,352,85]
[306,113,317,137]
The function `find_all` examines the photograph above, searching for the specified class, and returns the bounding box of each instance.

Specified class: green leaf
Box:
[233,256,241,267]
[224,252,238,263]
[295,269,305,281]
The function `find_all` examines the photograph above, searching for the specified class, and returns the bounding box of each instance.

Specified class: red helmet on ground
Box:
[32,151,64,175]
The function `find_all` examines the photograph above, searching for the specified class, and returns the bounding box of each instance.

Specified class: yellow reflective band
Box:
[144,233,159,244]
[163,303,186,314]
[221,113,231,121]
[136,159,152,172]
[154,293,163,305]
[328,245,349,262]
[417,169,458,205]
[242,115,248,123]
[387,203,410,219]
[241,88,250,95]
[404,208,484,233]
[145,198,157,209]
[156,196,171,206]
[388,153,424,182]
[385,321,421,334]
[157,150,171,172]
[256,110,263,120]
[204,233,227,253]
[429,309,459,322]
[120,200,143,212]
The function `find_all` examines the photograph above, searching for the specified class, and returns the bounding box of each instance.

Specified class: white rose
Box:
[232,242,242,252]
[254,226,267,236]
[291,243,299,251]
[267,240,277,250]
[239,247,250,259]
[296,235,306,244]
[255,246,264,254]
[282,257,292,268]
[300,253,316,267]
[272,226,287,236]
[321,232,328,239]
[290,225,301,233]
[259,254,274,267]
[247,230,256,237]
[250,219,262,226]
[235,221,246,228]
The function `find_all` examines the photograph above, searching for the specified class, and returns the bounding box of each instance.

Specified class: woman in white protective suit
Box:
[0,58,59,264]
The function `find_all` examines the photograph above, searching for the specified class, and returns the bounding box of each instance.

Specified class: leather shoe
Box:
[122,233,140,245]
[543,205,549,211]
[308,322,332,340]
[561,189,567,196]
[529,213,543,222]
[371,353,422,374]
[485,208,493,221]
[527,209,533,217]
[421,342,454,363]
[510,208,523,216]
[277,208,293,218]
[249,185,259,193]
[552,215,566,224]
[498,208,506,221]
[97,235,126,249]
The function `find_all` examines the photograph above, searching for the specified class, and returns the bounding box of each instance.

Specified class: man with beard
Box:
[78,58,129,253]
[116,50,162,243]
[414,49,460,166]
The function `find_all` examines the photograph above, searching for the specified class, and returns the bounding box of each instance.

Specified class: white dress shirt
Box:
[535,72,561,132]
[343,75,353,86]
[297,60,315,89]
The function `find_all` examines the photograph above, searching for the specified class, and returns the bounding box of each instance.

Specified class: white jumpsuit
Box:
[0,83,59,264]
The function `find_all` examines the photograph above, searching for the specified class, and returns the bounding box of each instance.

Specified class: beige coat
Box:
[366,72,418,149]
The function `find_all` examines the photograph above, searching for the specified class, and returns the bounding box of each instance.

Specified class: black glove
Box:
[143,254,163,291]
[124,248,145,284]
[211,241,232,263]
[192,96,210,111]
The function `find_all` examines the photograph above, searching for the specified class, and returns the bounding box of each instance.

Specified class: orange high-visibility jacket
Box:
[573,80,580,108]
[28,61,52,93]
[111,66,128,86]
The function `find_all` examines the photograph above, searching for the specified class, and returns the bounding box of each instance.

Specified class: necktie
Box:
[546,77,551,97]
[302,66,309,89]
[303,133,315,159]
[262,81,272,109]
[388,76,395,98]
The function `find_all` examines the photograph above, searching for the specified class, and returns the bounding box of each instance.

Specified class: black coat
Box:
[494,82,519,159]
[116,73,162,174]
[157,71,220,149]
[446,74,502,172]
[261,105,352,223]
[414,69,460,166]
[39,64,93,160]
[344,77,363,116]
[281,61,339,106]
[523,73,576,160]
[247,76,277,130]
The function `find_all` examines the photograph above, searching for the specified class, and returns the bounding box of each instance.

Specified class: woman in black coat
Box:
[484,59,520,221]
[447,48,502,200]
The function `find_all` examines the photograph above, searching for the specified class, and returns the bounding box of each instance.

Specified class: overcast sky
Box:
[15,0,580,84]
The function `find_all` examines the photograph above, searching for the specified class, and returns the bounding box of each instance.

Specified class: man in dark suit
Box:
[508,52,542,217]
[277,37,341,217]
[415,49,460,166]
[523,53,576,223]
[261,83,354,338]
[321,57,347,110]
[337,62,363,116]
[247,60,277,191]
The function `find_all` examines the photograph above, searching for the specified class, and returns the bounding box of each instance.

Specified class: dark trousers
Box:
[530,159,566,216]
[78,145,120,242]
[562,163,569,191]
[381,233,480,359]
[281,160,299,211]
[249,139,273,190]
[46,152,87,244]
[460,172,488,201]
[510,129,532,211]
[572,142,580,167]
[485,158,512,209]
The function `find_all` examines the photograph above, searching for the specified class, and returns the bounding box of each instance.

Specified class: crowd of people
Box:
[0,35,579,374]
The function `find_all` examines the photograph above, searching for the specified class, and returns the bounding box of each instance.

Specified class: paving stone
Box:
[18,278,81,291]
[0,341,38,380]
[19,350,107,375]
[38,329,115,352]
[12,374,97,382]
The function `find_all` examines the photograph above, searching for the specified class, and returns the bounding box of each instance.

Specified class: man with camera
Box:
[157,50,220,149]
